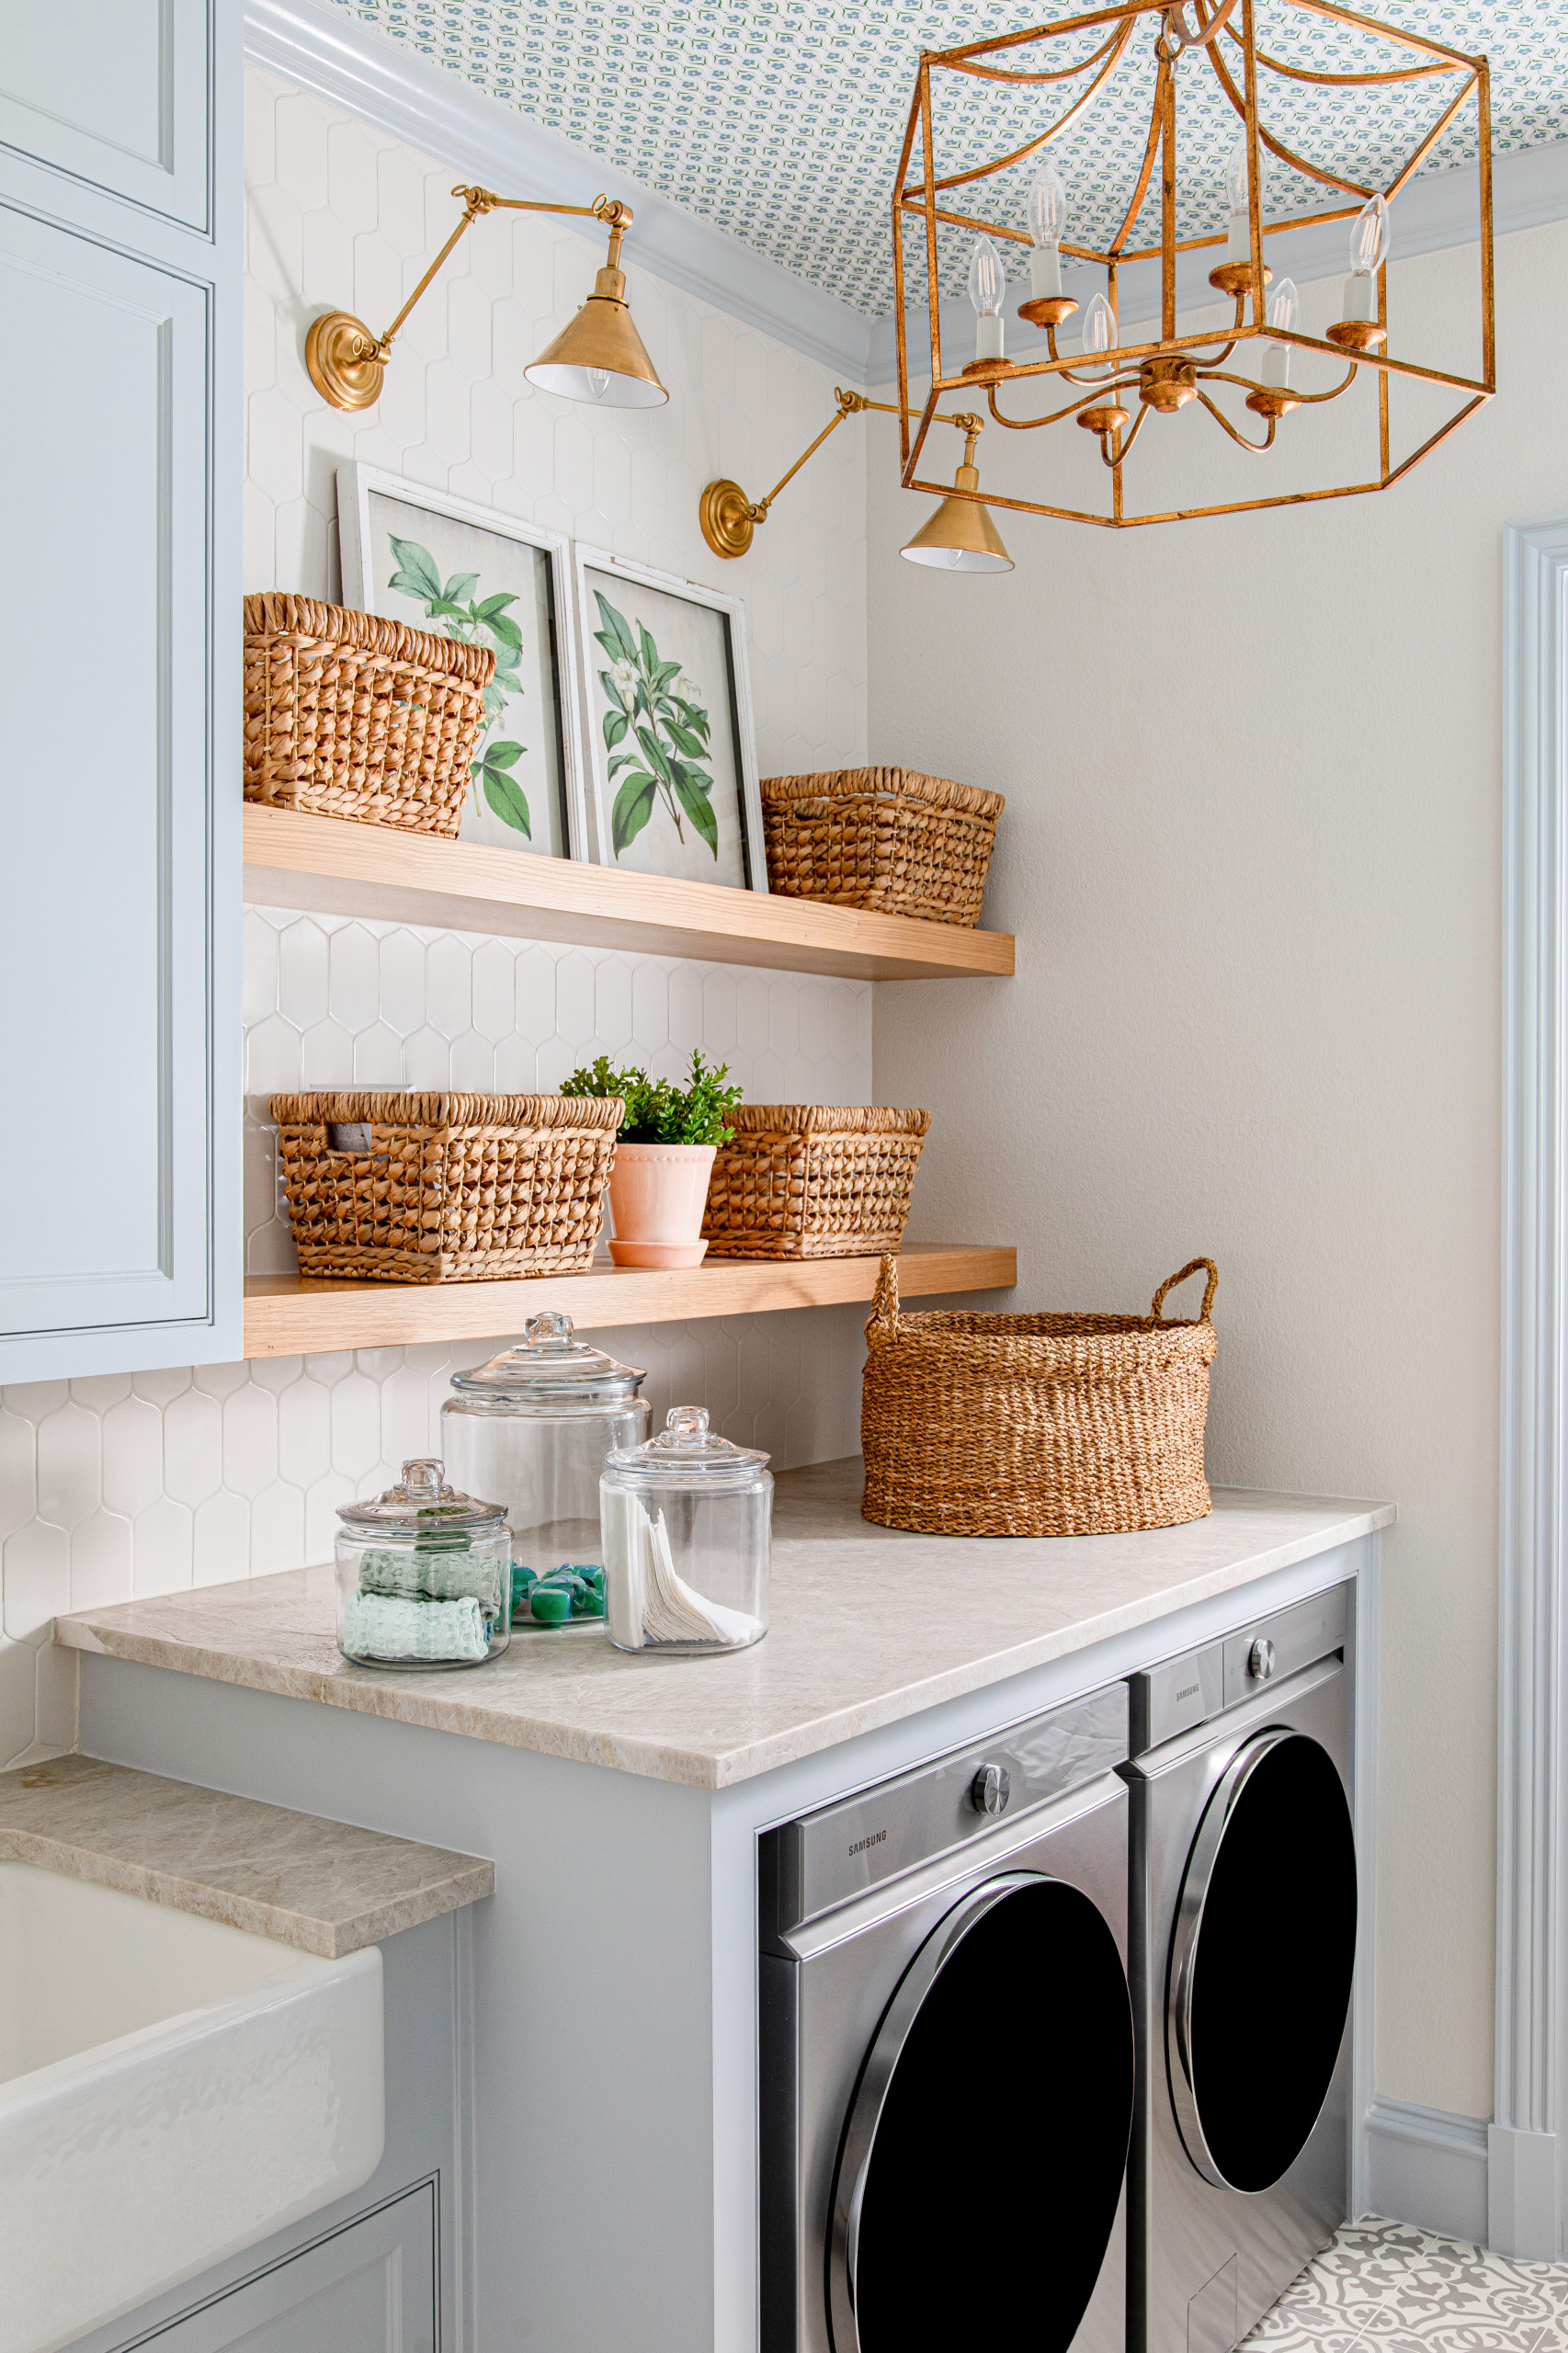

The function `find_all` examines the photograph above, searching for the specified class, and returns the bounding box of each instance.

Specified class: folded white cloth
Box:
[343,1591,490,1663]
[603,1492,761,1650]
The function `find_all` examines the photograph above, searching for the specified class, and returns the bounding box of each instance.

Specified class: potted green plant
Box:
[562,1051,743,1267]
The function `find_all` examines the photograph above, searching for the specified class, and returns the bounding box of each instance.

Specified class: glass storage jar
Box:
[600,1406,771,1655]
[335,1459,510,1668]
[441,1313,650,1631]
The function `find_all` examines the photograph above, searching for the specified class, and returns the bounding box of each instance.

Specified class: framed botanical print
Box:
[336,465,587,860]
[572,548,767,890]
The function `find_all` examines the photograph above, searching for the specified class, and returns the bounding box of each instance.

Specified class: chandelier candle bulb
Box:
[1224,135,1258,264]
[1027,164,1067,301]
[1345,194,1389,320]
[968,235,1007,365]
[1082,290,1117,380]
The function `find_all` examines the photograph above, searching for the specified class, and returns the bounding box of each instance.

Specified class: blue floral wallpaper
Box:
[326,1,1568,313]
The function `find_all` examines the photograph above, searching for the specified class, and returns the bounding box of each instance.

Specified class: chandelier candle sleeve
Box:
[1344,195,1390,325]
[969,236,1006,365]
[1224,135,1260,266]
[1027,165,1067,301]
[1262,281,1299,390]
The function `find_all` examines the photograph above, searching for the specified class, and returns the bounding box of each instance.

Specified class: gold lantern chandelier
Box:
[893,0,1494,529]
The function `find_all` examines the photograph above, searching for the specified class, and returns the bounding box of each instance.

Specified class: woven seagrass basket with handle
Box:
[860,1255,1219,1538]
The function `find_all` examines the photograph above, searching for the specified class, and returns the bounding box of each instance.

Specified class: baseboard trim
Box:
[1365,2097,1491,2245]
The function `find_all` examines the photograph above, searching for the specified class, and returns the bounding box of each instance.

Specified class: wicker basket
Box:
[244,594,494,836]
[268,1093,622,1283]
[701,1106,930,1260]
[761,768,1004,927]
[860,1256,1219,1538]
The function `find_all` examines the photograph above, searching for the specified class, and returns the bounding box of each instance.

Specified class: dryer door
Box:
[1167,1728,1357,2194]
[828,1870,1133,2353]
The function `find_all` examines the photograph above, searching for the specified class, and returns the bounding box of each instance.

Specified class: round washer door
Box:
[828,1870,1133,2353]
[1167,1728,1357,2194]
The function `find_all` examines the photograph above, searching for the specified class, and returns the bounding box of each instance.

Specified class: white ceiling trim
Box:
[247,0,1566,392]
[244,0,876,378]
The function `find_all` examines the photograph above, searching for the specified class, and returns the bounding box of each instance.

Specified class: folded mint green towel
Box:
[343,1591,490,1663]
[357,1544,503,1611]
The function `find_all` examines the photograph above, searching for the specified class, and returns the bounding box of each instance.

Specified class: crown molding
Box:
[867,136,1568,386]
[242,0,875,379]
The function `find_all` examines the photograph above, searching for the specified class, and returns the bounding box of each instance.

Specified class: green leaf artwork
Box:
[386,532,530,836]
[592,590,719,861]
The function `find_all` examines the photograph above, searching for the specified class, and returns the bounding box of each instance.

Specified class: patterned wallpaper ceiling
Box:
[327,2,1568,314]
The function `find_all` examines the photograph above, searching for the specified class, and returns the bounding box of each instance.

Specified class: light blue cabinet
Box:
[0,0,241,1379]
[129,2188,437,2353]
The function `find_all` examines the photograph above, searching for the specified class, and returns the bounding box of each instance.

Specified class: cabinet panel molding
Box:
[0,0,211,231]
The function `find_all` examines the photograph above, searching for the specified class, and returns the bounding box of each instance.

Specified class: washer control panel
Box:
[764,1681,1128,1935]
[1129,1583,1349,1755]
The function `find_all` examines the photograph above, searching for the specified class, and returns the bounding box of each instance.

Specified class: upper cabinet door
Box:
[0,0,211,230]
[0,6,238,1381]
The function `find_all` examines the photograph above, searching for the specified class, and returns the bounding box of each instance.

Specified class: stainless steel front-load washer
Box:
[1125,1586,1358,2353]
[759,1682,1134,2353]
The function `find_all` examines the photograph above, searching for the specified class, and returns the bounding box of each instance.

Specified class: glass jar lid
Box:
[606,1405,770,1484]
[449,1313,646,1408]
[336,1458,506,1537]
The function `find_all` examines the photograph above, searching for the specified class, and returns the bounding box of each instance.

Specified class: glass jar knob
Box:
[400,1458,447,1497]
[666,1405,710,1446]
[524,1312,574,1344]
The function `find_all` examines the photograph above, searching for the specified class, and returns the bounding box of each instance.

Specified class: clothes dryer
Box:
[1125,1586,1358,2353]
[760,1682,1134,2353]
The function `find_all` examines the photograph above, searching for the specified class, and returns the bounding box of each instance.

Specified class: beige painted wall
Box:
[868,221,1568,2120]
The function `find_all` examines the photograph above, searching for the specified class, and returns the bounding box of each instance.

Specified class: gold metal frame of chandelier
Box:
[305,186,665,412]
[892,0,1495,529]
[699,391,988,557]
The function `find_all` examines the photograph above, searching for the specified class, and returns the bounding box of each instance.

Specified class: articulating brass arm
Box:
[699,392,985,559]
[306,186,638,413]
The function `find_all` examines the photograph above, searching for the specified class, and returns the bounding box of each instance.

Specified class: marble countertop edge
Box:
[0,1756,495,1956]
[52,1490,1395,1792]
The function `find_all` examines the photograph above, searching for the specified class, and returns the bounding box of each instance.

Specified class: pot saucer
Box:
[608,1239,710,1268]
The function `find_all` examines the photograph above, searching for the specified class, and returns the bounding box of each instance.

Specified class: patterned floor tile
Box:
[1241,2220,1568,2353]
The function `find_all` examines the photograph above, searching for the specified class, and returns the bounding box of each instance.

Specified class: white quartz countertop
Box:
[54,1459,1393,1790]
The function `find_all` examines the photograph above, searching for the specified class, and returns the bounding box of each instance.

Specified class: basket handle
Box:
[867,1251,901,1339]
[1151,1257,1219,1324]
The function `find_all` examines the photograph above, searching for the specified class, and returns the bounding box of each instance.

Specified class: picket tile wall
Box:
[0,67,870,1766]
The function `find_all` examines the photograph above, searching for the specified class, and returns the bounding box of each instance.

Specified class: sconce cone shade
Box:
[901,462,1014,574]
[524,266,667,407]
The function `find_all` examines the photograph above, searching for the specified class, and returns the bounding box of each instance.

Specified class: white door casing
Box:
[1495,513,1568,2258]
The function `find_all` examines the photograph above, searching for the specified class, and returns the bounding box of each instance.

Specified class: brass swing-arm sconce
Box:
[700,391,1013,574]
[306,185,667,414]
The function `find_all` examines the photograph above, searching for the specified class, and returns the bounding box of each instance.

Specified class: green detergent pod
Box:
[528,1584,572,1625]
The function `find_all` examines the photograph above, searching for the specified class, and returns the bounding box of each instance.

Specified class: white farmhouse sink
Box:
[0,1861,384,2353]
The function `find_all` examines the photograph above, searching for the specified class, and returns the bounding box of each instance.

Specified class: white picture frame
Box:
[571,546,767,892]
[336,464,589,861]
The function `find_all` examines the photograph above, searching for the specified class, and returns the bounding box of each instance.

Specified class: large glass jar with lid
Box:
[441,1313,650,1629]
[600,1406,771,1655]
[335,1459,510,1668]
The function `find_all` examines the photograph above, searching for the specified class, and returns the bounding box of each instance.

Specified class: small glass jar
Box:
[600,1406,771,1655]
[335,1459,510,1669]
[441,1313,650,1632]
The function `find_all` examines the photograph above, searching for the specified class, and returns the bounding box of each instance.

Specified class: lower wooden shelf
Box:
[243,1245,1016,1359]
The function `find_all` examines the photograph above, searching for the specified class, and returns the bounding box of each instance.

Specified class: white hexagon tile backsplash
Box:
[0,66,877,1768]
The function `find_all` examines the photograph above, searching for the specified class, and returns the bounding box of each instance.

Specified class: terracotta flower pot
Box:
[607,1142,717,1268]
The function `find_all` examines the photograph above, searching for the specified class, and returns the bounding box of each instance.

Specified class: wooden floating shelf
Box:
[243,807,1015,983]
[243,1245,1017,1360]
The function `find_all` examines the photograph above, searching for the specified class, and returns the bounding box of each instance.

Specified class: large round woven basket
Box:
[860,1255,1219,1539]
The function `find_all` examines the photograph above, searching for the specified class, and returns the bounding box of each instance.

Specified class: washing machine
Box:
[1125,1585,1358,2353]
[759,1681,1135,2353]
